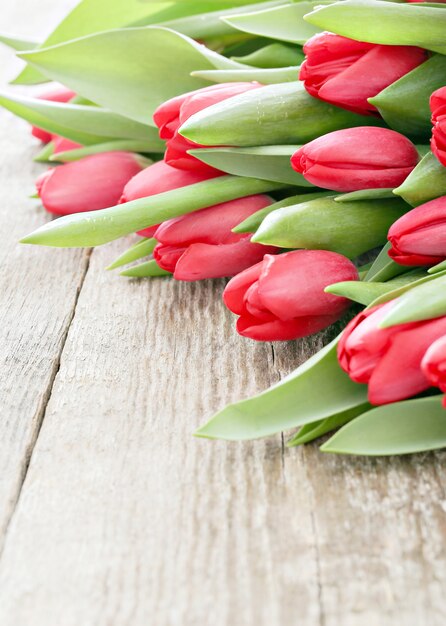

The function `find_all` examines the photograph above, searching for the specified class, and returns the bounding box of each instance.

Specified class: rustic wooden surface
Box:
[1,2,446,625]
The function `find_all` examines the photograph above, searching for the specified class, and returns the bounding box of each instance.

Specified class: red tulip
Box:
[153,82,261,173]
[52,136,82,155]
[152,195,276,281]
[291,127,419,192]
[430,87,446,167]
[338,302,446,405]
[36,152,146,216]
[223,250,358,341]
[388,196,446,266]
[299,32,426,116]
[31,87,76,143]
[120,160,222,237]
[421,336,446,406]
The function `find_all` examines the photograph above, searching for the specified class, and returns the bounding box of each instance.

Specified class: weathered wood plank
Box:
[0,242,322,626]
[0,5,90,551]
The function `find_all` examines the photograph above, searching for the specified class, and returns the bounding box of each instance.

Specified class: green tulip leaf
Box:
[305,0,446,54]
[378,273,446,327]
[0,33,38,51]
[287,403,370,446]
[428,260,446,274]
[33,141,56,163]
[322,396,446,456]
[370,55,446,140]
[107,238,158,270]
[180,81,382,147]
[19,28,246,124]
[334,188,395,203]
[251,197,407,258]
[196,338,368,440]
[50,141,160,163]
[189,145,310,185]
[364,242,409,282]
[234,191,333,233]
[222,2,322,43]
[120,260,170,278]
[191,66,299,84]
[0,90,162,147]
[231,42,303,68]
[394,152,446,206]
[20,176,288,248]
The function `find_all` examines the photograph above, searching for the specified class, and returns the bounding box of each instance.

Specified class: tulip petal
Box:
[173,239,274,281]
[368,317,446,404]
[236,312,340,341]
[223,262,263,315]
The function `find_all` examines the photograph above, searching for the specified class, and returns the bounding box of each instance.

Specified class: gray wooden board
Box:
[1,2,446,625]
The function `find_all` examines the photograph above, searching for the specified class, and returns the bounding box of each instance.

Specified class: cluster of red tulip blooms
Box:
[5,0,446,452]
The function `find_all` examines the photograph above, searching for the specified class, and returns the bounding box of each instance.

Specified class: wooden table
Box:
[1,2,446,625]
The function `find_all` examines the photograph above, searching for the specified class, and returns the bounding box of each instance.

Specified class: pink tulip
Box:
[119,160,222,237]
[421,336,446,406]
[36,152,146,216]
[223,250,358,341]
[300,32,426,116]
[387,196,446,266]
[338,302,446,404]
[52,136,82,155]
[430,87,446,167]
[153,82,261,173]
[31,87,76,143]
[291,127,419,192]
[152,195,276,281]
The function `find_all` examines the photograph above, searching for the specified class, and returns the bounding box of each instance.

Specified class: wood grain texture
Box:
[0,6,89,550]
[1,2,446,626]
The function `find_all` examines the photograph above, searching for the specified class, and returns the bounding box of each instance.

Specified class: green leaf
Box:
[378,273,446,327]
[49,141,160,163]
[154,0,287,39]
[334,188,395,203]
[20,176,288,248]
[190,146,310,185]
[33,141,56,163]
[191,66,299,84]
[195,338,368,440]
[120,260,170,277]
[233,191,333,233]
[251,197,408,258]
[0,90,162,147]
[394,152,446,206]
[322,396,446,456]
[231,42,303,68]
[364,242,409,282]
[180,81,383,147]
[106,238,158,270]
[326,270,427,305]
[0,33,38,51]
[370,55,446,140]
[428,260,446,274]
[287,403,370,446]
[222,2,322,43]
[19,28,245,124]
[12,0,189,85]
[305,0,446,54]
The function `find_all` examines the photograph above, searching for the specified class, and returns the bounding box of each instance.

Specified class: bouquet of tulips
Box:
[4,0,446,456]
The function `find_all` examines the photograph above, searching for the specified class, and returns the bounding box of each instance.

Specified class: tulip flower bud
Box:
[153,82,261,173]
[300,32,426,116]
[338,302,446,405]
[36,152,146,216]
[388,196,446,266]
[223,250,358,341]
[421,336,446,406]
[31,87,76,143]
[430,86,446,167]
[291,127,419,192]
[152,195,276,281]
[120,160,222,237]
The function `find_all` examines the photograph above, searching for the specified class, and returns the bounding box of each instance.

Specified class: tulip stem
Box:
[20,176,288,248]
